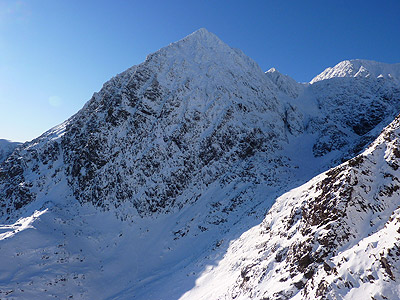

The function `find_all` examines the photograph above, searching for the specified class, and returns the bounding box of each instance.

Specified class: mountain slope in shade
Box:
[306,73,400,159]
[0,139,21,163]
[266,62,400,161]
[311,59,400,84]
[182,108,400,300]
[0,29,400,299]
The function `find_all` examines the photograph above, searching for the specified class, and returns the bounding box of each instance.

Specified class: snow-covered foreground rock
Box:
[183,114,400,300]
[1,29,400,299]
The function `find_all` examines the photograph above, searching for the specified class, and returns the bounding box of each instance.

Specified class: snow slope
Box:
[1,29,400,299]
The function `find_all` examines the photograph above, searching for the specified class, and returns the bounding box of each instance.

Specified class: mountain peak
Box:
[1,26,282,221]
[167,28,225,50]
[187,27,212,38]
[131,28,267,96]
[311,59,400,83]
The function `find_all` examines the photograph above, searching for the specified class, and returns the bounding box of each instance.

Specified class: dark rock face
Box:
[0,137,61,220]
[0,152,33,216]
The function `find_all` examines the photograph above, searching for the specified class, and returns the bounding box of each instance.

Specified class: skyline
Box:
[1,0,400,142]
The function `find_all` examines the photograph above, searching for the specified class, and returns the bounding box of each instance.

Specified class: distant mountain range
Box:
[1,28,400,300]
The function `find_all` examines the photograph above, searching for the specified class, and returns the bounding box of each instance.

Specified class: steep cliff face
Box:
[1,29,400,300]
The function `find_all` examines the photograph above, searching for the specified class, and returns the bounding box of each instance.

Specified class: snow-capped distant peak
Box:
[265,67,303,98]
[310,59,400,84]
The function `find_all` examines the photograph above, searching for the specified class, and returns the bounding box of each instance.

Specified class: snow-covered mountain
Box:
[0,28,292,223]
[1,29,400,299]
[311,59,400,84]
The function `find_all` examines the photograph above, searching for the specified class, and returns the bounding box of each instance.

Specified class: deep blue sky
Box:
[1,0,400,142]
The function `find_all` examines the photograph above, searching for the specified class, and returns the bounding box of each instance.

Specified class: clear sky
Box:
[1,0,400,142]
